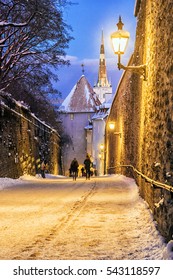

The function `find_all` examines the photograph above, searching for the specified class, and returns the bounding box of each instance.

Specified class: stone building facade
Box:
[106,0,173,240]
[59,76,101,176]
[0,91,61,178]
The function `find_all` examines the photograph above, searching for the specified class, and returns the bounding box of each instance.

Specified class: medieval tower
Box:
[59,76,101,175]
[93,31,112,103]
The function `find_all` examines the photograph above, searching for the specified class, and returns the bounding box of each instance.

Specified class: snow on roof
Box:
[84,124,93,130]
[92,110,109,120]
[100,101,112,109]
[92,100,111,120]
[59,75,101,113]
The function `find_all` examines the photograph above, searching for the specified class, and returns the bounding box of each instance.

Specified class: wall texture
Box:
[106,0,173,240]
[0,91,61,178]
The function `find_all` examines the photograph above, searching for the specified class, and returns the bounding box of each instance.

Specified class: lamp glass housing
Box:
[100,144,104,150]
[111,30,130,54]
[108,122,115,130]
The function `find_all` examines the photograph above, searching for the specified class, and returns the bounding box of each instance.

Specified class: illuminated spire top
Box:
[97,30,110,87]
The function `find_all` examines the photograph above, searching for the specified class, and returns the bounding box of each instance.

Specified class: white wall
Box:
[92,119,106,175]
[60,112,94,176]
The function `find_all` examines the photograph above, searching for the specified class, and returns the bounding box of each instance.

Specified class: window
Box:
[70,114,74,120]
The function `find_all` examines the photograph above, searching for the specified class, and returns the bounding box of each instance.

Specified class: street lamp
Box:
[100,143,104,151]
[99,144,105,175]
[108,122,115,130]
[108,121,122,137]
[111,16,147,81]
[99,144,104,159]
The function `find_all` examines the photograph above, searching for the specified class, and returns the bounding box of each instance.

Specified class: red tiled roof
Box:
[60,76,101,112]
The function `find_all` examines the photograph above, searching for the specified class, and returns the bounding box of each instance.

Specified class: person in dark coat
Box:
[40,160,48,178]
[84,154,92,180]
[70,158,79,180]
[41,160,46,178]
[81,167,85,177]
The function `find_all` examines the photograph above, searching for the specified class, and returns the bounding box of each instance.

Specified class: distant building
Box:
[91,31,113,175]
[58,75,101,175]
[58,31,113,176]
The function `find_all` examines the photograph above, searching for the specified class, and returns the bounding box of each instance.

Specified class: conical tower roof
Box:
[59,75,101,112]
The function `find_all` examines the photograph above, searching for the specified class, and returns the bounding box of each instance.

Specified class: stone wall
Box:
[106,0,173,240]
[0,91,61,178]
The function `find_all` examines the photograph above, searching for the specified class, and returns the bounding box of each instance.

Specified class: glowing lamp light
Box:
[100,144,104,150]
[111,16,130,56]
[108,121,122,138]
[111,16,147,80]
[108,122,115,130]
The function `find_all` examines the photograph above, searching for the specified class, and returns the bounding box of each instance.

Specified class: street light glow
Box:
[110,16,147,80]
[111,16,130,55]
[108,122,115,130]
[100,144,104,150]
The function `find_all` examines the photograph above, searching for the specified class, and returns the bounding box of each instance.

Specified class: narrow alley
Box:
[0,175,165,260]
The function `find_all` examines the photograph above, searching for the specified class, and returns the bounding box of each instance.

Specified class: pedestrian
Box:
[84,154,92,180]
[40,160,46,178]
[70,158,79,181]
[81,167,85,177]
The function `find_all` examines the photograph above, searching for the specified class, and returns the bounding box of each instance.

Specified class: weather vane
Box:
[81,63,85,74]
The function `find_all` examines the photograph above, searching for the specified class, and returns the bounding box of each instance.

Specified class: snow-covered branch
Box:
[0,0,73,94]
[0,16,34,27]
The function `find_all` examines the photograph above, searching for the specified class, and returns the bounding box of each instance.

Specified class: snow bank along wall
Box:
[0,91,61,178]
[106,0,173,240]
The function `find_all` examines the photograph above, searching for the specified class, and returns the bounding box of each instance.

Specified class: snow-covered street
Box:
[0,175,168,260]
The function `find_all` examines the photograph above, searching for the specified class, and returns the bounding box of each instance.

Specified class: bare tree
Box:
[0,0,73,92]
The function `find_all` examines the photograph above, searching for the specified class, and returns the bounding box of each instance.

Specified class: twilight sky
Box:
[54,0,137,103]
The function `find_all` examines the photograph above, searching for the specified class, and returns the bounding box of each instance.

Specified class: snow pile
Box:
[46,174,67,179]
[22,174,66,180]
[0,174,67,190]
[0,177,26,190]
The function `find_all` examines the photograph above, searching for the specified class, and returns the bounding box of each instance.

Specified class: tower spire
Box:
[97,30,109,87]
[94,30,112,104]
